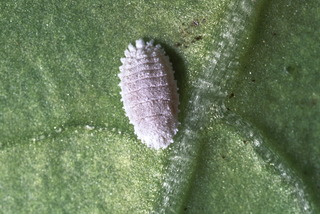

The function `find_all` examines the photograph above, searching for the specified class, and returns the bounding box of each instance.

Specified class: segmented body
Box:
[119,39,179,149]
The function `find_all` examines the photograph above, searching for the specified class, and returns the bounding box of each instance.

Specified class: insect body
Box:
[119,39,179,149]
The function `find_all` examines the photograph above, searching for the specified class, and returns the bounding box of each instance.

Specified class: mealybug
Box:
[119,39,179,149]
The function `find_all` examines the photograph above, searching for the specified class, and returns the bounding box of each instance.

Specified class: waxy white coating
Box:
[119,39,179,149]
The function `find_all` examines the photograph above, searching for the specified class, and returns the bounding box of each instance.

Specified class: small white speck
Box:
[84,125,95,130]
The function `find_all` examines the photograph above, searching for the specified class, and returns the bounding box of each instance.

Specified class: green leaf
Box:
[0,0,319,213]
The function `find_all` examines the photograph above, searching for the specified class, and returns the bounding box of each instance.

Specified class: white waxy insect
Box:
[119,39,179,149]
